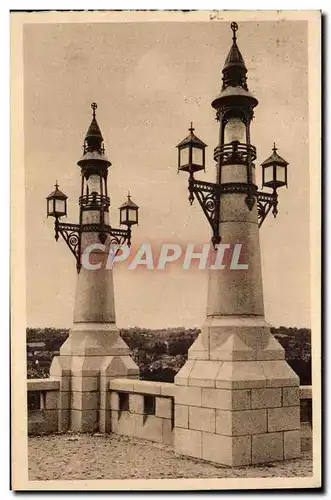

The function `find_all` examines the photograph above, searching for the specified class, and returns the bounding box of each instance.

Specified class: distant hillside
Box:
[26,326,311,384]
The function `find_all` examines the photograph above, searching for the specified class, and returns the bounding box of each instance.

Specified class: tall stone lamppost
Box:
[46,103,140,433]
[175,23,300,465]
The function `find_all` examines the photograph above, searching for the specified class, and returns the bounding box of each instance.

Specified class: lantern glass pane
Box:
[180,147,189,167]
[224,117,246,143]
[120,208,126,224]
[276,165,286,184]
[87,174,100,194]
[128,207,138,223]
[47,198,52,215]
[264,165,274,185]
[55,198,65,214]
[192,146,203,166]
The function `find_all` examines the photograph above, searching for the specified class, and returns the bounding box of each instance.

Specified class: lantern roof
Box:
[119,192,139,209]
[222,22,249,91]
[261,144,289,167]
[176,123,207,148]
[46,182,67,200]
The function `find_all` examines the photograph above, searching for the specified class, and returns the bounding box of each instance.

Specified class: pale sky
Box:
[24,18,310,329]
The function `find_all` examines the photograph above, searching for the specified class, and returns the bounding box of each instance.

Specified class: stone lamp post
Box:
[46,103,140,433]
[174,23,300,466]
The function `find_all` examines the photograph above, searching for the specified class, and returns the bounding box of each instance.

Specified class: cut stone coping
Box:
[300,385,312,400]
[27,379,60,391]
[109,379,175,397]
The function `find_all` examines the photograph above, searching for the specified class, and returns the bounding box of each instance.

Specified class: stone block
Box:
[284,430,301,459]
[133,380,162,395]
[188,361,222,388]
[175,427,202,459]
[44,409,58,432]
[99,409,111,433]
[44,391,59,410]
[110,391,119,410]
[27,379,60,391]
[202,432,251,466]
[101,355,139,377]
[111,410,136,436]
[162,418,174,446]
[71,409,98,433]
[155,397,172,419]
[71,391,99,411]
[174,361,195,386]
[282,386,300,407]
[210,333,255,362]
[260,361,299,387]
[216,409,267,436]
[189,406,215,433]
[175,404,189,428]
[57,391,70,410]
[300,422,312,452]
[252,432,283,464]
[216,361,266,389]
[176,386,202,407]
[251,388,282,409]
[109,379,135,391]
[99,390,110,410]
[202,388,251,410]
[130,394,144,414]
[256,334,285,361]
[70,376,99,392]
[160,383,176,397]
[268,406,300,432]
[187,336,209,360]
[58,408,70,432]
[136,415,163,443]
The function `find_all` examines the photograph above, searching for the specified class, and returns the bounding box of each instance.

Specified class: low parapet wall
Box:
[109,379,175,445]
[27,378,60,434]
[27,378,312,445]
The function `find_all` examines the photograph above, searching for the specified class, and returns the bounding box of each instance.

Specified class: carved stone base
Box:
[174,316,300,465]
[50,323,139,433]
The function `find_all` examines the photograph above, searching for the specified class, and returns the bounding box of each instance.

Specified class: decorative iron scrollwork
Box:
[257,191,278,227]
[54,220,131,272]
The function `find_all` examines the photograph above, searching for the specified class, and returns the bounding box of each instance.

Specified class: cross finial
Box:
[189,122,195,133]
[231,22,238,41]
[91,102,97,118]
[127,191,131,201]
[273,142,278,153]
[55,180,59,190]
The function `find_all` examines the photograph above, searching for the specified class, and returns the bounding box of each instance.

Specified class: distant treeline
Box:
[26,326,311,384]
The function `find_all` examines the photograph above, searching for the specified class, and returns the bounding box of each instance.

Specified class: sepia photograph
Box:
[11,10,321,490]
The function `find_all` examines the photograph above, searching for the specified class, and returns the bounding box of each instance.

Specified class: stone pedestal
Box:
[50,210,139,433]
[174,316,300,465]
[174,164,301,465]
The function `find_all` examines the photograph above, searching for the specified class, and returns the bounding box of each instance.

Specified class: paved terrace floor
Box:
[28,434,312,481]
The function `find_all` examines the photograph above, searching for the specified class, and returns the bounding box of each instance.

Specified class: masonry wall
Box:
[27,377,312,452]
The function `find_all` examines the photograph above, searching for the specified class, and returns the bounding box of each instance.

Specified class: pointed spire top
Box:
[222,22,248,91]
[83,102,104,153]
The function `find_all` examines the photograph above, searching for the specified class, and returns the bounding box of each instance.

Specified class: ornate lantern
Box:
[119,192,139,227]
[261,143,289,190]
[176,123,207,174]
[46,182,67,218]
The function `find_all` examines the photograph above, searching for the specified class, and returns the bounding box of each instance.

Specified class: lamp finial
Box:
[231,22,238,41]
[91,102,97,119]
